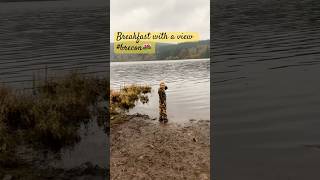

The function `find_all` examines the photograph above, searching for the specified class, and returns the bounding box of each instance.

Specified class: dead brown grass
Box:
[110,84,151,114]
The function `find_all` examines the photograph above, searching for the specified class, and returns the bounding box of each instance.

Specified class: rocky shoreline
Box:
[110,114,210,180]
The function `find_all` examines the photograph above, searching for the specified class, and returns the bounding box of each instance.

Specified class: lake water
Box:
[0,0,108,89]
[213,0,320,179]
[111,59,210,123]
[0,0,108,172]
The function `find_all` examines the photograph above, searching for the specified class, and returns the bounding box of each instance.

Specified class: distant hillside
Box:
[111,40,210,62]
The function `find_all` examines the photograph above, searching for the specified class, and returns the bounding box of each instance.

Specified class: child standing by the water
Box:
[158,81,168,123]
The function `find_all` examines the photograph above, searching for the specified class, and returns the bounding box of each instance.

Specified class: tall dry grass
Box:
[0,72,108,166]
[110,84,151,114]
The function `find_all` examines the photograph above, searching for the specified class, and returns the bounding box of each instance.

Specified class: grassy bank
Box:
[0,74,151,178]
[0,72,108,168]
[110,84,151,126]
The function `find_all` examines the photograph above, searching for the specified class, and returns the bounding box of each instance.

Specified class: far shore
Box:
[111,57,210,63]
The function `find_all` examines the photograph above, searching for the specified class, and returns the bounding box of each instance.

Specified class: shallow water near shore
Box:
[111,58,210,123]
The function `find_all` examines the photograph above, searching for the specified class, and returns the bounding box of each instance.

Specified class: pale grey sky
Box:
[110,0,210,42]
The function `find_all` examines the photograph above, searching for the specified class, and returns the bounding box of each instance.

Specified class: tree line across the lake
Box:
[111,39,210,61]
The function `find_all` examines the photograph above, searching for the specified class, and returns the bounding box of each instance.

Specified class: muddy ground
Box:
[110,114,210,180]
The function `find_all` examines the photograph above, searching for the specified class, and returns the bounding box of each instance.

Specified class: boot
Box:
[163,118,168,123]
[159,117,163,122]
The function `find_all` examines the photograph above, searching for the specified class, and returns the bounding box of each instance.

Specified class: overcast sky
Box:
[110,0,210,42]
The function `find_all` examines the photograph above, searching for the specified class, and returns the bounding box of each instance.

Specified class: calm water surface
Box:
[0,1,108,89]
[111,59,210,123]
[213,0,320,179]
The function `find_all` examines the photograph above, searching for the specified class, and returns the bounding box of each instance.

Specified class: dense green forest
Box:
[111,40,210,62]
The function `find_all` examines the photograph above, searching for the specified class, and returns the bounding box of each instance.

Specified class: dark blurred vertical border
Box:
[0,0,110,179]
[106,0,111,179]
[210,0,214,179]
[211,0,320,179]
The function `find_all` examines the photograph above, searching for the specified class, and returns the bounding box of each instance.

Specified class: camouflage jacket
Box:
[158,88,166,104]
